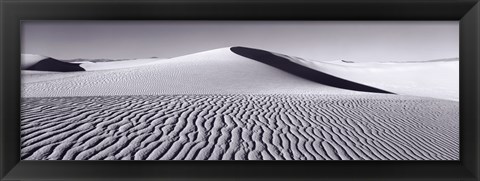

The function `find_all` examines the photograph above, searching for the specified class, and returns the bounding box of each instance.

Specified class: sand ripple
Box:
[21,94,458,160]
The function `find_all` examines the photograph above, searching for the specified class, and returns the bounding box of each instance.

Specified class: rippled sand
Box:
[21,94,458,160]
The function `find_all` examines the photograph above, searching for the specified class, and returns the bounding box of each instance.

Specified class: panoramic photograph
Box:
[20,21,459,160]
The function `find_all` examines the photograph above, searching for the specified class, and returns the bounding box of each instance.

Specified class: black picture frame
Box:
[1,0,479,180]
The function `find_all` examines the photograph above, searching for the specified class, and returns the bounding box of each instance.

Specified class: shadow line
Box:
[230,46,393,94]
[26,58,85,72]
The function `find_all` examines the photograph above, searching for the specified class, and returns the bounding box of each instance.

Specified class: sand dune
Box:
[267,49,459,101]
[21,94,458,160]
[22,54,165,72]
[21,54,49,69]
[22,48,366,97]
[25,57,85,72]
[77,58,165,71]
[230,47,392,94]
[22,47,458,100]
[21,47,459,160]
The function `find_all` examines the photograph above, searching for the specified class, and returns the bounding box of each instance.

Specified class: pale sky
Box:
[22,21,459,62]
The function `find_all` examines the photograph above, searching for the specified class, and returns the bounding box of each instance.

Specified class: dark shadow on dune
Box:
[231,46,393,94]
[26,58,85,72]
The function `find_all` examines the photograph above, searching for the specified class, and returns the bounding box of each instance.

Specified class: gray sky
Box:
[22,21,458,62]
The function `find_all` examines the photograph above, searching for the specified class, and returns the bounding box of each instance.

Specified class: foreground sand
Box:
[21,94,458,160]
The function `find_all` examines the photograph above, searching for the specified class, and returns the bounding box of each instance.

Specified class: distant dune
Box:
[21,94,458,160]
[20,47,459,160]
[22,55,163,72]
[21,54,49,69]
[24,56,85,72]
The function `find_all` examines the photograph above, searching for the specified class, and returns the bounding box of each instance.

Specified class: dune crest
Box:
[230,46,392,94]
[21,54,50,69]
[22,48,365,97]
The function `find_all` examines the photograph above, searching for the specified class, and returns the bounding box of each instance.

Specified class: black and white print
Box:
[21,21,459,160]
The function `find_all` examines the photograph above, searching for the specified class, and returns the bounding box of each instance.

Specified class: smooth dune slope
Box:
[77,58,165,71]
[265,49,459,101]
[22,48,367,97]
[21,94,458,160]
[230,47,392,94]
[22,47,457,100]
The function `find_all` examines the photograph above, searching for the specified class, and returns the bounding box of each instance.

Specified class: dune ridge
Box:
[22,47,457,100]
[22,48,366,97]
[230,46,392,94]
[21,94,458,160]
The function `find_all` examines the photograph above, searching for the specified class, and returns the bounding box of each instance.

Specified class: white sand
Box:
[77,58,166,71]
[21,95,458,160]
[20,47,459,160]
[279,53,459,101]
[22,48,459,101]
[22,48,364,97]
